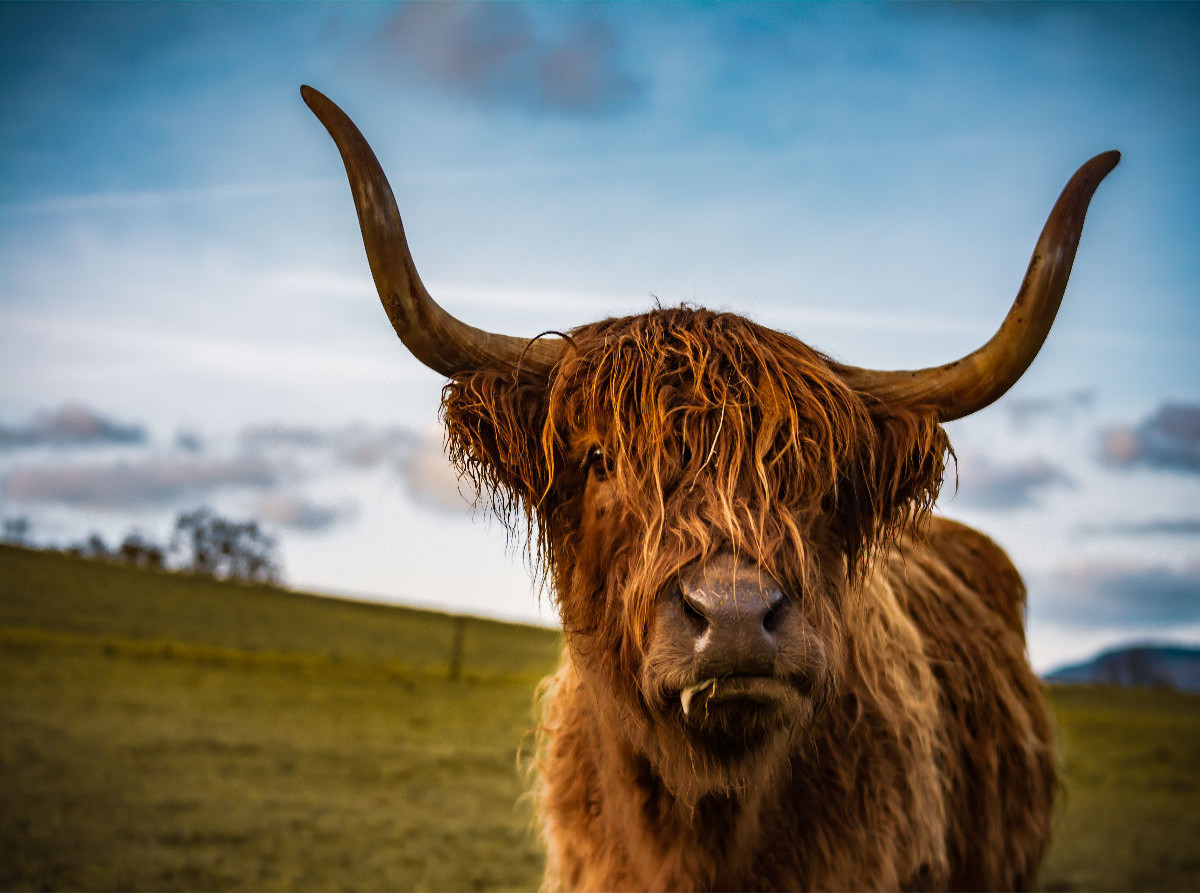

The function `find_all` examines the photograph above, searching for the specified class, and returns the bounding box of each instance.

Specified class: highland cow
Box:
[302,85,1118,892]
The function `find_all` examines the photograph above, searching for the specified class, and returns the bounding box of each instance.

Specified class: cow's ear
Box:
[441,372,551,512]
[836,404,949,573]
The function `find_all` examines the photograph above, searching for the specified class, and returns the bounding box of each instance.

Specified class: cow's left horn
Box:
[302,86,563,379]
[837,151,1120,421]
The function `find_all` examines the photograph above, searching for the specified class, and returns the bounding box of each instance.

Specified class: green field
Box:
[2,545,1197,891]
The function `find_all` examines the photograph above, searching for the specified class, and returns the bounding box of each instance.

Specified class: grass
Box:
[1038,685,1200,892]
[0,545,559,679]
[2,544,1198,891]
[0,546,557,892]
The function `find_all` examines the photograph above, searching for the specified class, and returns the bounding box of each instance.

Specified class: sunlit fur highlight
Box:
[441,306,1054,891]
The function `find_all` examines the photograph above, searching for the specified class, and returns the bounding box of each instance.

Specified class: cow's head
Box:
[302,86,1117,801]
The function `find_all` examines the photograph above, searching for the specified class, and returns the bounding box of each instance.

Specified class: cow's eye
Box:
[585,446,612,480]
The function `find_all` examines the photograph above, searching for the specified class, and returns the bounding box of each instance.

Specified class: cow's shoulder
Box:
[885,516,1027,637]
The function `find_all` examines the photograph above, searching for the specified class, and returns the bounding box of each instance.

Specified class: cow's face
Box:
[442,307,949,798]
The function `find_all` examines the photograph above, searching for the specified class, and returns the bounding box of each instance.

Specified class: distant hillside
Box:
[1045,644,1200,693]
[0,544,561,680]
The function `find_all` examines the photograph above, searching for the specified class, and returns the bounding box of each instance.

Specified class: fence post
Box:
[448,615,467,681]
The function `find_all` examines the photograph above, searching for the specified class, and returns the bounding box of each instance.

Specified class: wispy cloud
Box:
[238,420,464,514]
[1037,561,1200,630]
[256,492,346,532]
[0,181,336,217]
[240,421,468,515]
[239,424,334,452]
[944,451,1072,511]
[334,427,418,469]
[1101,403,1200,475]
[377,3,643,116]
[239,423,422,466]
[1079,517,1200,538]
[395,427,471,515]
[0,404,145,449]
[1005,389,1094,430]
[3,456,275,509]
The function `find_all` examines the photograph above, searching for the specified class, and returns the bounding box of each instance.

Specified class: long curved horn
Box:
[301,85,563,379]
[837,151,1120,422]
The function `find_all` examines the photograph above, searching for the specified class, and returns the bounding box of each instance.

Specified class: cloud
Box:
[256,493,346,532]
[0,404,146,448]
[2,456,275,509]
[332,426,417,468]
[238,422,417,468]
[236,420,465,515]
[1080,517,1200,537]
[1005,389,1094,430]
[1101,403,1200,474]
[395,428,471,515]
[1037,561,1200,630]
[944,452,1072,510]
[379,3,643,116]
[173,430,204,454]
[239,423,331,451]
[0,180,334,217]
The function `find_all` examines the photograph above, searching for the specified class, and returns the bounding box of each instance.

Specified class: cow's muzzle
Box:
[652,554,814,723]
[678,556,786,683]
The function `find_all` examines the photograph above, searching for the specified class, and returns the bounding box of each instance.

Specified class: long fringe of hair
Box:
[443,306,948,665]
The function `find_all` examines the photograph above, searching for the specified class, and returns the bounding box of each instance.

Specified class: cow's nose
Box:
[679,561,786,678]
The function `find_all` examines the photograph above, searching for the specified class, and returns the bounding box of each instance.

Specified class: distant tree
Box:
[2,517,30,545]
[170,508,280,583]
[116,531,165,569]
[67,533,111,560]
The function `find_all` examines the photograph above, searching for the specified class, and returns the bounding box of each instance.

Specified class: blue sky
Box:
[1,2,1197,670]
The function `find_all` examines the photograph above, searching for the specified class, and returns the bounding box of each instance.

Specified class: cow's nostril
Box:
[681,594,708,633]
[762,600,785,634]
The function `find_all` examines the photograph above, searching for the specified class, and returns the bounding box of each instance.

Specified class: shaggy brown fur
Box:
[443,306,1054,892]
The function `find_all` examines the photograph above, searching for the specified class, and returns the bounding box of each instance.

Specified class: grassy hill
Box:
[2,545,1198,891]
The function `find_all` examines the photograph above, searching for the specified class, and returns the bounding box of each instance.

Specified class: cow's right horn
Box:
[302,86,563,379]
